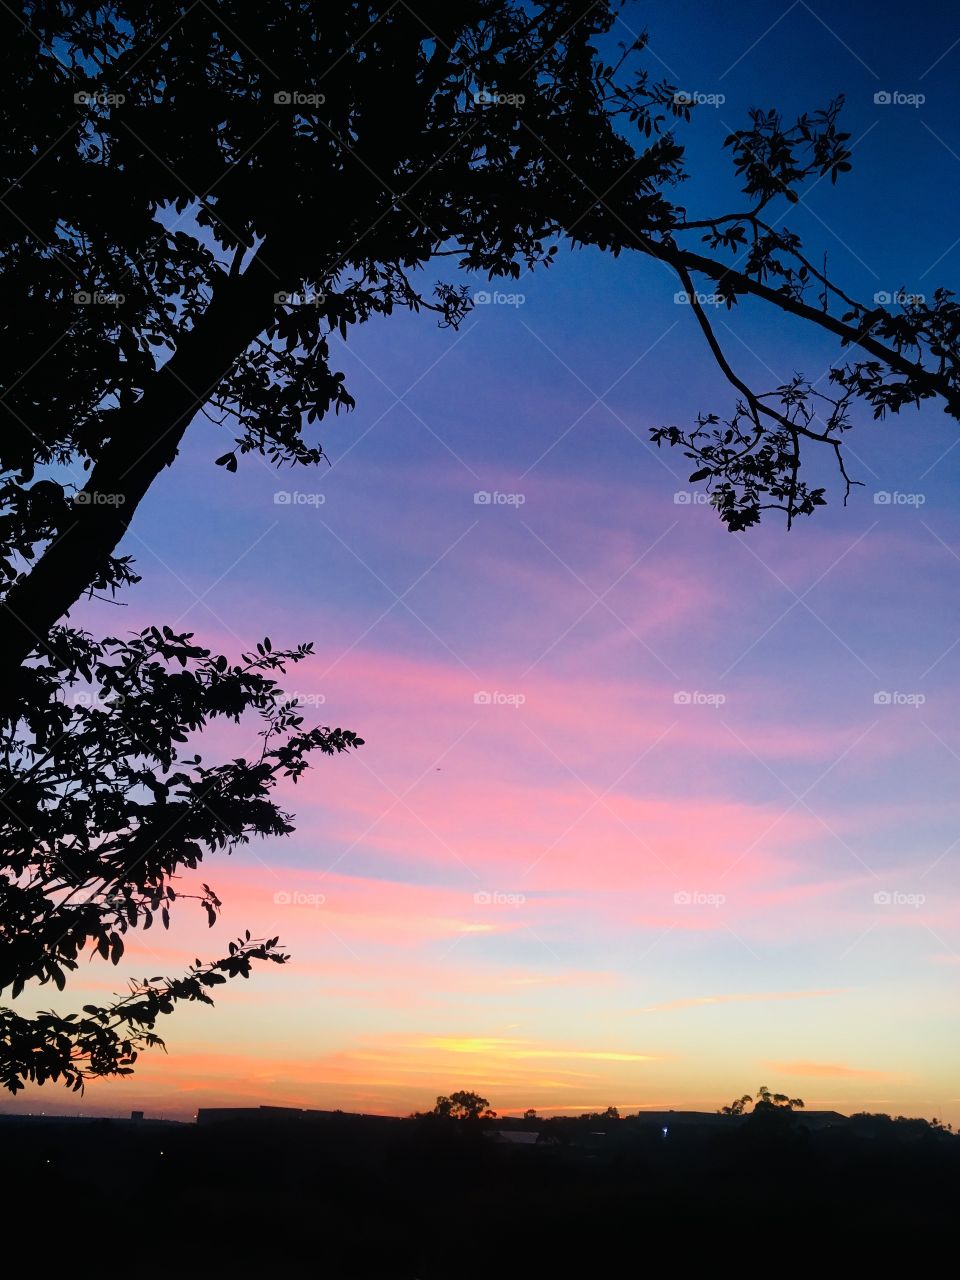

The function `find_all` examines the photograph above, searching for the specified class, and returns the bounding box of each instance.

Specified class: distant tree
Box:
[719,1093,754,1116]
[433,1090,496,1121]
[720,1088,804,1116]
[580,1105,621,1122]
[753,1085,805,1112]
[523,1108,539,1122]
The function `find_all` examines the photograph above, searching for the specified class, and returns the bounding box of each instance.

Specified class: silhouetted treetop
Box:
[430,1091,496,1120]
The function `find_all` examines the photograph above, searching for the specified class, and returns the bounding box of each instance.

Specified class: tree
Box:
[4,2,959,1090]
[0,626,362,1092]
[0,0,685,682]
[719,1088,804,1116]
[8,0,658,1093]
[753,1084,805,1112]
[523,1108,539,1121]
[719,1093,753,1117]
[0,0,691,1092]
[5,2,959,682]
[579,1105,620,1121]
[432,1090,496,1121]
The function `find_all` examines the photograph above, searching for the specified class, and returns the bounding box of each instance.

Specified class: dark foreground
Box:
[5,1108,957,1274]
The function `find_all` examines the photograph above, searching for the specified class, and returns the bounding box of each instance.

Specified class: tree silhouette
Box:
[4,3,957,681]
[580,1105,621,1121]
[753,1084,805,1112]
[4,1,958,1089]
[0,628,361,1092]
[432,1091,496,1120]
[720,1087,804,1116]
[719,1093,753,1117]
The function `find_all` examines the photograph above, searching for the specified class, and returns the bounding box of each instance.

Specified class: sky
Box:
[8,0,960,1122]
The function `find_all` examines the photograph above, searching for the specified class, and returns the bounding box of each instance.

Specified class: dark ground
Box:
[5,1109,956,1274]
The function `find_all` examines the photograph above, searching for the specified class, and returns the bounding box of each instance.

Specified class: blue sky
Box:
[12,0,960,1121]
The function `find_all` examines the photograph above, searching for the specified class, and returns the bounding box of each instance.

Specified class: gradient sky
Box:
[8,0,960,1122]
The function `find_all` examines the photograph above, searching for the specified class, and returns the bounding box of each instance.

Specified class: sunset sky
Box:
[9,0,960,1123]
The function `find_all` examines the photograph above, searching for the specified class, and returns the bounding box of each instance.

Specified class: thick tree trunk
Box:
[0,263,282,704]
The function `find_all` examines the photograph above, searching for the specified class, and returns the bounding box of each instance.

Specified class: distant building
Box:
[632,1108,849,1131]
[196,1105,400,1129]
[632,1110,737,1129]
[130,1111,144,1122]
[795,1111,848,1130]
[485,1129,540,1145]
